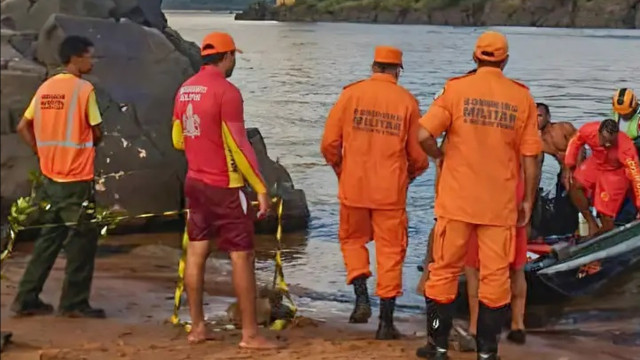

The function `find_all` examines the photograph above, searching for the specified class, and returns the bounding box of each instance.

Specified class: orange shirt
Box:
[321,73,429,209]
[420,67,542,226]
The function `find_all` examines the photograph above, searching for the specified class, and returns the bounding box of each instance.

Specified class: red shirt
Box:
[172,66,266,193]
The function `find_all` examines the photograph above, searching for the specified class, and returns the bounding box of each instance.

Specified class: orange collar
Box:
[370,73,398,84]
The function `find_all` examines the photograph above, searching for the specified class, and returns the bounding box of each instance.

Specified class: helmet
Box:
[612,88,638,115]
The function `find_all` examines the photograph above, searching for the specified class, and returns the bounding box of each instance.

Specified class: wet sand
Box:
[1,243,638,360]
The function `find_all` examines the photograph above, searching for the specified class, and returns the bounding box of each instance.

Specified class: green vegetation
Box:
[162,0,258,11]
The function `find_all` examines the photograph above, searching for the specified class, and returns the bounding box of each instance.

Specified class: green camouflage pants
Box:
[14,178,98,311]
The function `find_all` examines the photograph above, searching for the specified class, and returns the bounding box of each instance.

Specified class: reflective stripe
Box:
[34,79,88,149]
[36,140,93,148]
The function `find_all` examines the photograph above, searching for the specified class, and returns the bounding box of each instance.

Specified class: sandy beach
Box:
[1,238,638,360]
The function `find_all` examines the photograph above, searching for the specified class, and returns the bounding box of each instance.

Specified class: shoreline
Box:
[1,241,639,359]
[233,0,640,29]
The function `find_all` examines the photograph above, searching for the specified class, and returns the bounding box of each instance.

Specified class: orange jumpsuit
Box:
[321,73,428,299]
[420,67,542,308]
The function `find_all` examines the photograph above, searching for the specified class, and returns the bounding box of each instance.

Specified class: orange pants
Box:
[339,204,408,298]
[424,217,515,308]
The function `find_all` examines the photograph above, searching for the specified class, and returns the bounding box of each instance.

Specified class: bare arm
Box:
[16,117,37,154]
[418,127,443,159]
[522,155,540,208]
[92,125,102,146]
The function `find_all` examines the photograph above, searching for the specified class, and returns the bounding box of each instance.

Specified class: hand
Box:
[257,192,270,220]
[517,200,533,227]
[332,164,342,179]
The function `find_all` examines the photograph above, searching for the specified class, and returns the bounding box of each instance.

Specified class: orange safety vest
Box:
[33,75,96,182]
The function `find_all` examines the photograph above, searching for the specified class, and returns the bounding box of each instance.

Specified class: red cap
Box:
[201,32,242,56]
[474,31,508,62]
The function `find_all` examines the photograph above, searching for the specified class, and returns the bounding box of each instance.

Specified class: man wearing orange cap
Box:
[321,45,428,340]
[171,32,281,349]
[415,31,541,360]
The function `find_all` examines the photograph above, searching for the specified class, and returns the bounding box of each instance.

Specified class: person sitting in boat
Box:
[537,102,584,191]
[564,119,640,236]
[612,88,640,152]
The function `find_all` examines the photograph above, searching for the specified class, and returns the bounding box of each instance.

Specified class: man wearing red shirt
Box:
[172,32,280,350]
[564,119,640,236]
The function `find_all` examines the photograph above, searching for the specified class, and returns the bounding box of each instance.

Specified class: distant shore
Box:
[234,0,640,29]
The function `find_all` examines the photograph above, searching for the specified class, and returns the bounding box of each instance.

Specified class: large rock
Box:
[0,0,116,32]
[0,2,310,233]
[33,14,192,216]
[247,128,309,233]
[0,29,46,135]
[113,0,167,30]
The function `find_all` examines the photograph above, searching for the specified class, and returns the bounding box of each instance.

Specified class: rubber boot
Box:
[476,302,508,360]
[375,297,401,340]
[349,276,371,323]
[416,297,453,360]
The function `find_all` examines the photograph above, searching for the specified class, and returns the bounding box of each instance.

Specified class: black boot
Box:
[349,276,371,323]
[416,297,453,360]
[375,297,401,340]
[476,302,508,360]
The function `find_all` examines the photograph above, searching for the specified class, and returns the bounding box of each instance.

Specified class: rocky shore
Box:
[235,0,640,29]
[0,0,309,232]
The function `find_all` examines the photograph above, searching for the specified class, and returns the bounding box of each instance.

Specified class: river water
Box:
[164,12,640,314]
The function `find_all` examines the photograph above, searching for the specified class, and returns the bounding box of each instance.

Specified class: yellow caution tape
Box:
[169,227,192,332]
[1,173,297,332]
[269,198,297,330]
[168,197,297,333]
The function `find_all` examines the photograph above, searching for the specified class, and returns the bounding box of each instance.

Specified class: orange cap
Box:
[373,46,403,67]
[201,32,243,56]
[474,31,508,62]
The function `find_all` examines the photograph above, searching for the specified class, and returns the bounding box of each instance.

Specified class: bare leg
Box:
[597,214,616,235]
[416,227,435,295]
[185,240,219,344]
[230,251,282,350]
[464,266,479,336]
[509,268,526,331]
[569,183,599,235]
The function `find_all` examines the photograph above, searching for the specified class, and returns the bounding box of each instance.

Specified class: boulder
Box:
[113,0,167,30]
[247,128,310,233]
[0,3,310,234]
[0,30,46,135]
[0,0,116,32]
[32,14,192,216]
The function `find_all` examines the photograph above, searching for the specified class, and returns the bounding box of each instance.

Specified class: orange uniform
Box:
[321,47,428,299]
[420,38,542,308]
[565,121,640,217]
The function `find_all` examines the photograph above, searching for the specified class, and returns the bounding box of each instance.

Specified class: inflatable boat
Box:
[523,220,640,304]
[417,220,640,305]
